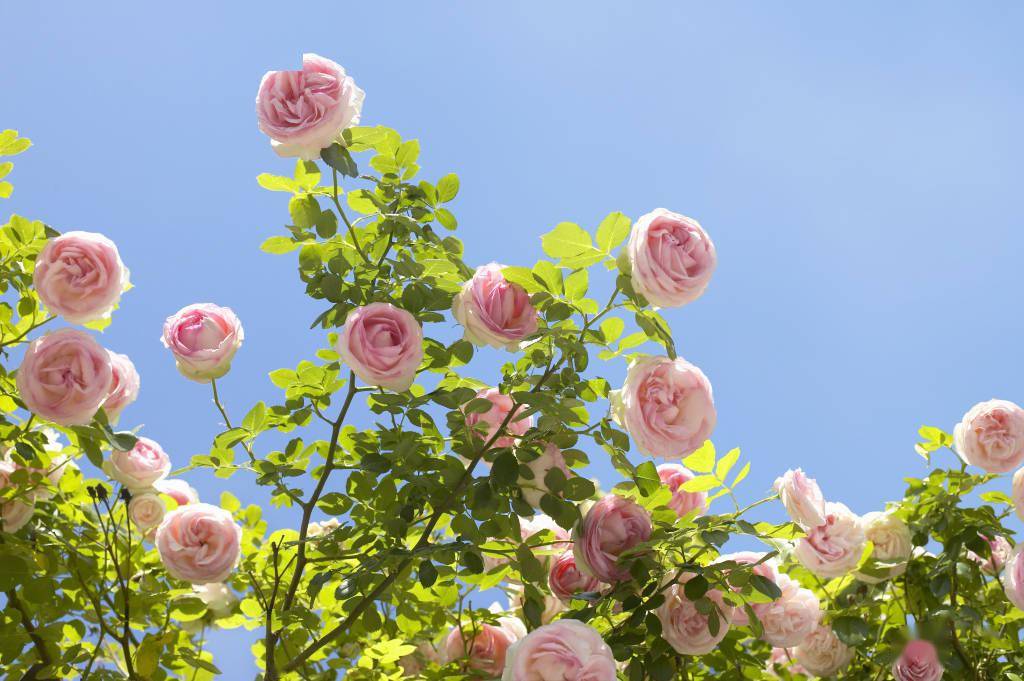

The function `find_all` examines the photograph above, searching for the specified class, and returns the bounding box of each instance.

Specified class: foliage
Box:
[1,120,1023,681]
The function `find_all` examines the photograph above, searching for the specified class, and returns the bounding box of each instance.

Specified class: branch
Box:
[6,588,52,680]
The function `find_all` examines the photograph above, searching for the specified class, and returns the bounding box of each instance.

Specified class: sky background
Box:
[4,1,1024,677]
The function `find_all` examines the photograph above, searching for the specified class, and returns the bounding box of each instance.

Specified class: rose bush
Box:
[2,61,1024,681]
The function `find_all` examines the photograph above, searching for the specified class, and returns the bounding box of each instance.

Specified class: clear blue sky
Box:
[4,1,1024,676]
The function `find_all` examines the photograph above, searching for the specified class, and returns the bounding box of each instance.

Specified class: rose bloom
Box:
[463,388,534,449]
[715,551,780,626]
[444,616,526,678]
[519,443,572,508]
[656,573,734,655]
[610,355,716,459]
[33,231,130,325]
[155,503,243,584]
[193,582,238,618]
[105,437,171,491]
[102,350,140,422]
[1003,542,1024,610]
[854,511,912,584]
[549,549,602,602]
[161,303,244,383]
[967,533,1012,575]
[773,468,827,529]
[758,573,821,648]
[794,624,854,677]
[658,464,708,518]
[954,399,1024,473]
[502,619,616,681]
[1014,468,1024,523]
[256,53,364,160]
[574,495,652,583]
[307,517,341,538]
[452,263,539,350]
[626,209,716,309]
[154,478,200,507]
[335,302,423,392]
[16,329,113,426]
[128,491,166,532]
[0,460,35,533]
[892,639,944,681]
[794,502,866,579]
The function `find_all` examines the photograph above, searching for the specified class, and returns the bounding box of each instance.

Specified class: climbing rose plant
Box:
[3,54,1024,681]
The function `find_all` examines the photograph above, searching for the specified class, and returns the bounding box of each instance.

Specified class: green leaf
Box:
[321,143,358,177]
[261,236,299,254]
[542,222,595,259]
[289,195,320,229]
[491,451,519,487]
[595,212,631,253]
[256,173,301,193]
[680,475,719,492]
[831,615,870,646]
[683,575,709,601]
[435,208,457,230]
[715,448,740,481]
[437,173,460,202]
[682,441,715,473]
[634,461,661,496]
[749,574,782,600]
[564,269,589,301]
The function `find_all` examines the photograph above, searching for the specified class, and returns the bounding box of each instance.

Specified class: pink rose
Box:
[610,355,715,459]
[549,549,602,602]
[256,53,365,160]
[657,464,708,518]
[335,302,423,392]
[794,502,866,579]
[155,503,242,584]
[502,620,616,681]
[33,231,130,324]
[155,478,200,506]
[954,399,1024,473]
[1013,468,1024,522]
[967,533,1011,575]
[773,468,827,529]
[758,573,821,648]
[102,350,140,422]
[193,582,238,618]
[892,640,944,681]
[1003,542,1024,610]
[161,303,244,383]
[445,616,525,677]
[105,437,171,491]
[0,461,35,533]
[519,443,572,508]
[854,511,912,584]
[655,573,734,655]
[715,551,780,626]
[573,494,652,583]
[128,491,165,532]
[16,329,113,426]
[626,209,716,309]
[794,624,854,677]
[452,263,539,350]
[463,388,533,449]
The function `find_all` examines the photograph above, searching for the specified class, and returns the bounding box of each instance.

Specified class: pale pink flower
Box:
[954,399,1024,473]
[794,502,866,579]
[453,263,538,350]
[627,208,716,309]
[33,231,130,324]
[256,53,364,160]
[161,303,244,383]
[892,640,944,681]
[502,620,616,681]
[335,302,423,392]
[573,495,652,583]
[16,329,113,426]
[774,468,827,529]
[658,463,708,518]
[155,503,242,584]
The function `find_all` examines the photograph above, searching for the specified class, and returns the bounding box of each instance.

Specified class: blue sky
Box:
[4,1,1024,676]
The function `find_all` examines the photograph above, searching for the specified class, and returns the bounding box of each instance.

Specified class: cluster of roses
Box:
[763,396,1024,681]
[259,53,736,680]
[5,227,245,593]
